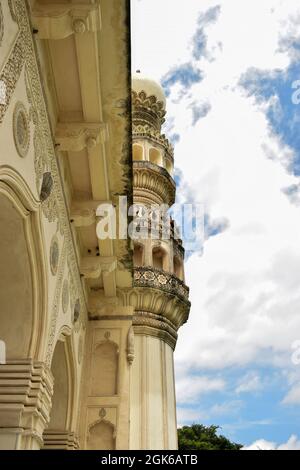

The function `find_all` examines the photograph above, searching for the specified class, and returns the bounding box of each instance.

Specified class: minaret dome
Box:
[132,73,166,109]
[131,73,166,131]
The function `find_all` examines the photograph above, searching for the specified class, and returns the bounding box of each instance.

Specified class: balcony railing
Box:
[133,266,190,302]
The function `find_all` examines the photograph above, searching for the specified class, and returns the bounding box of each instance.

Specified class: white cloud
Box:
[282,383,300,405]
[243,434,300,450]
[235,372,263,394]
[176,375,225,403]
[132,0,300,439]
[177,399,243,427]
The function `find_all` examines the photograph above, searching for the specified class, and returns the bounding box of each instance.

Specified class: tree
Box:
[178,424,242,450]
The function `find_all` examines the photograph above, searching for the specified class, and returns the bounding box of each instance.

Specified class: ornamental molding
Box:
[12,101,30,158]
[133,311,178,350]
[55,122,108,152]
[62,279,69,314]
[43,431,80,450]
[133,161,176,207]
[119,267,190,331]
[50,234,59,276]
[132,90,166,130]
[31,1,101,40]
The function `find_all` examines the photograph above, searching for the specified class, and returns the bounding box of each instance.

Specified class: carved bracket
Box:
[80,256,117,280]
[31,3,101,40]
[55,122,108,152]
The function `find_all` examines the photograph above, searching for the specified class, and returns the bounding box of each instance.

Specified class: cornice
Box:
[133,161,176,206]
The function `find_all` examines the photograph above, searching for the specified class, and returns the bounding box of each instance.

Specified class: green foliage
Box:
[178,424,242,451]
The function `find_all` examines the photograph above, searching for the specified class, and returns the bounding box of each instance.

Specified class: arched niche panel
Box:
[90,341,119,396]
[48,340,69,431]
[133,143,144,161]
[133,242,144,266]
[0,172,47,361]
[87,420,115,450]
[152,246,168,271]
[149,147,163,166]
[0,192,33,359]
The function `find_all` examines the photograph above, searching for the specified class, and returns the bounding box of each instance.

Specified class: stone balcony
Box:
[133,266,189,302]
[133,161,176,206]
[122,266,191,348]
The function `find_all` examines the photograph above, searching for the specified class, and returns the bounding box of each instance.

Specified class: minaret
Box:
[129,75,191,449]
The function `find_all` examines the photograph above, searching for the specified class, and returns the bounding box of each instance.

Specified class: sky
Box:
[131,0,300,449]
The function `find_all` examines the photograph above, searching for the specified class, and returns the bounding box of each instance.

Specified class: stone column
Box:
[129,315,178,450]
[0,360,53,450]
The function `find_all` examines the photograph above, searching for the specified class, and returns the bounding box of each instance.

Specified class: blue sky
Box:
[132,0,300,449]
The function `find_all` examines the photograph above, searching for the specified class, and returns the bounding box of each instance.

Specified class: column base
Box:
[43,431,79,450]
[0,360,53,450]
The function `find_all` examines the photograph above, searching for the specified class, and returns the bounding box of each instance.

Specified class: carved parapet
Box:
[31,2,101,40]
[0,360,53,449]
[119,267,190,336]
[133,124,174,161]
[132,90,166,131]
[134,267,189,302]
[133,161,176,206]
[55,122,108,152]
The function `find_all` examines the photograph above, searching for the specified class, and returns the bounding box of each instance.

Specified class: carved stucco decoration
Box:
[73,299,81,325]
[39,172,53,202]
[12,102,30,158]
[50,235,59,276]
[62,279,69,314]
[0,1,88,363]
[46,240,67,366]
[133,311,178,350]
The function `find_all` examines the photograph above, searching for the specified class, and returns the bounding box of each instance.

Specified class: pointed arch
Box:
[0,167,47,360]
